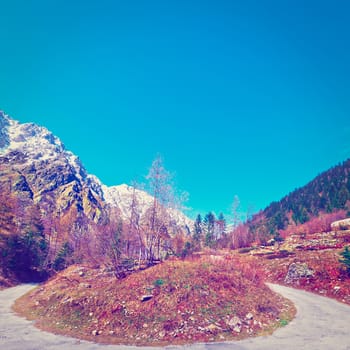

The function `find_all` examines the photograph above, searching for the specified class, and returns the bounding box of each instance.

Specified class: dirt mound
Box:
[14,257,294,346]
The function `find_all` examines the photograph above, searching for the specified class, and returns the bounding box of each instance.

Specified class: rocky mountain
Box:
[0,110,192,233]
[0,111,107,223]
[246,158,350,242]
[0,111,192,282]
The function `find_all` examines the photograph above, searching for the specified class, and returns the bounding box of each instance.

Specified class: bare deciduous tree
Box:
[144,155,187,262]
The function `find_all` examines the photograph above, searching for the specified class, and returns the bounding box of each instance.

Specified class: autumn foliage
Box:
[14,256,294,346]
[279,211,347,239]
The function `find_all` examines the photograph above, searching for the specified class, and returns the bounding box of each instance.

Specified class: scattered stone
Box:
[79,271,85,277]
[245,312,254,320]
[109,330,115,335]
[284,262,314,284]
[267,238,275,246]
[158,331,165,339]
[80,283,91,288]
[143,323,148,328]
[92,330,99,336]
[35,301,40,306]
[233,325,241,333]
[140,294,153,302]
[334,286,341,292]
[205,324,222,333]
[226,316,242,329]
[89,312,93,317]
[253,320,262,328]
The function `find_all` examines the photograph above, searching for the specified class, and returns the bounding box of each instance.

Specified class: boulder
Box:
[205,324,222,333]
[285,262,314,284]
[233,325,241,333]
[245,312,254,321]
[226,315,242,332]
[140,295,153,302]
[331,218,350,231]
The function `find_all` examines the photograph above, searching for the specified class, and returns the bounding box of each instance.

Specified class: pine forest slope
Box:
[247,159,350,241]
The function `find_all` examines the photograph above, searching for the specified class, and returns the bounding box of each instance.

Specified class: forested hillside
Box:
[247,159,350,243]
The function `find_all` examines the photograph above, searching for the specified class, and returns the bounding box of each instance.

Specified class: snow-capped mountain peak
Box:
[0,112,87,182]
[0,111,192,230]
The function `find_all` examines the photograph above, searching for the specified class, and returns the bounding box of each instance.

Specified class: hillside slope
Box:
[247,159,350,241]
[0,111,192,283]
[13,257,295,346]
[0,111,107,224]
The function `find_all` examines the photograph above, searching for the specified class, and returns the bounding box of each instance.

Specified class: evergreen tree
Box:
[53,242,74,271]
[340,246,350,275]
[4,227,48,279]
[216,213,228,247]
[192,214,203,250]
[110,220,123,264]
[217,213,226,237]
[204,212,216,248]
[250,159,350,238]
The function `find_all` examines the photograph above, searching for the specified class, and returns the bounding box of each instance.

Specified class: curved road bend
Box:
[0,283,350,350]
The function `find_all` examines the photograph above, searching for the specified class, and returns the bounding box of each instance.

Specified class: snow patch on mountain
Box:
[0,111,88,183]
[1,111,192,229]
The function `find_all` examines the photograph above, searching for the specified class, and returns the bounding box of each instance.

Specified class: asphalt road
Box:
[0,283,350,350]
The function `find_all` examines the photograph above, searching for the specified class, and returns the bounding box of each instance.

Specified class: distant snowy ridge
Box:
[103,184,193,230]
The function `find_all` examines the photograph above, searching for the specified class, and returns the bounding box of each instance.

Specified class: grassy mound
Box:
[14,256,295,346]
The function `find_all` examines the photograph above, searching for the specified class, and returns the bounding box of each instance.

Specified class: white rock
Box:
[245,312,254,320]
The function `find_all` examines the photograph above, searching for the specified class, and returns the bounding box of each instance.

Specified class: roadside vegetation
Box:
[14,255,295,346]
[237,228,350,305]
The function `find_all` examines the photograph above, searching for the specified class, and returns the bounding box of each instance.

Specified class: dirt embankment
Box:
[13,257,294,346]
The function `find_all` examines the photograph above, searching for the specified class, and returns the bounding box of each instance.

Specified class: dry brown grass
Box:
[250,249,350,304]
[240,229,350,305]
[13,256,295,346]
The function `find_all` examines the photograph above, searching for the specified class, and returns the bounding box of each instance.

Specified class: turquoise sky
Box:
[1,0,349,219]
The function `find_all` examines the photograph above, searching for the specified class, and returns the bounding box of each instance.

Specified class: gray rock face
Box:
[0,112,192,252]
[285,262,314,284]
[13,174,33,199]
[0,113,108,224]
